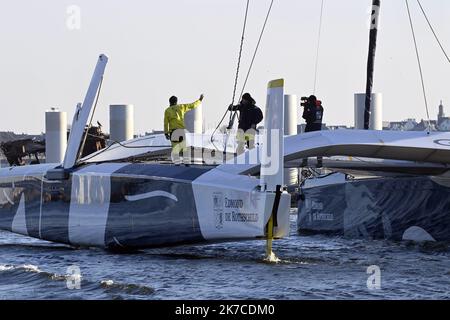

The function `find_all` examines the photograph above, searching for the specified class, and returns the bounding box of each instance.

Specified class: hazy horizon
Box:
[0,0,449,134]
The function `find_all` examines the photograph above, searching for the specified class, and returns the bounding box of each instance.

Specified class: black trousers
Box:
[303,126,323,167]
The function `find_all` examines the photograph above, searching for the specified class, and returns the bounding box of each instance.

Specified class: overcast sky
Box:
[0,0,449,134]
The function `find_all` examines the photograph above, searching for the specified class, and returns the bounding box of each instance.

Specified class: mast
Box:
[63,54,108,169]
[364,0,381,130]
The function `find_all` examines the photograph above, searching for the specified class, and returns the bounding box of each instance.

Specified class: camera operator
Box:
[301,95,324,167]
[302,95,324,132]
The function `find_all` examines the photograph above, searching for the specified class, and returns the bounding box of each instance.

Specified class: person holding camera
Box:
[301,95,324,167]
[302,95,324,132]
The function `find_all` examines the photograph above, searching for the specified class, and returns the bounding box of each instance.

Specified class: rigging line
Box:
[313,0,325,94]
[416,0,450,64]
[80,135,171,163]
[228,0,275,134]
[231,0,250,107]
[405,0,431,133]
[238,0,275,100]
[86,133,170,149]
[210,0,250,144]
[78,142,115,162]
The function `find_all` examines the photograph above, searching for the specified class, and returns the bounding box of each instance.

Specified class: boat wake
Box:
[0,263,69,283]
[0,263,156,298]
[100,280,155,296]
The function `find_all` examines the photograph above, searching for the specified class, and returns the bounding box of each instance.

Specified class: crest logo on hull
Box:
[213,192,224,230]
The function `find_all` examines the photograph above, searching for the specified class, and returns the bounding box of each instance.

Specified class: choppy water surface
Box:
[0,215,449,300]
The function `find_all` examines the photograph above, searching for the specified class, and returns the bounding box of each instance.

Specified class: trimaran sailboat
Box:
[0,1,449,256]
[297,0,450,242]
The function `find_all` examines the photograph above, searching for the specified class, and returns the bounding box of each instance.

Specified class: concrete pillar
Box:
[284,95,299,186]
[110,104,134,143]
[284,95,298,136]
[45,108,68,164]
[354,93,383,130]
[184,103,203,134]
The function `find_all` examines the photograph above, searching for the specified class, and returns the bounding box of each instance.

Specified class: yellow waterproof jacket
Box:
[164,99,202,135]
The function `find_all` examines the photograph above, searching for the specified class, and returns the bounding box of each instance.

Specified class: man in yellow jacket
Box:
[164,94,204,163]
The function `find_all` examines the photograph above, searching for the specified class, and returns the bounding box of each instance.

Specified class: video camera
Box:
[300,96,310,107]
[300,96,322,107]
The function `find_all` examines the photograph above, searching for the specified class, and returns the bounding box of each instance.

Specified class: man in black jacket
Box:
[301,95,324,167]
[302,95,324,132]
[229,93,264,153]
